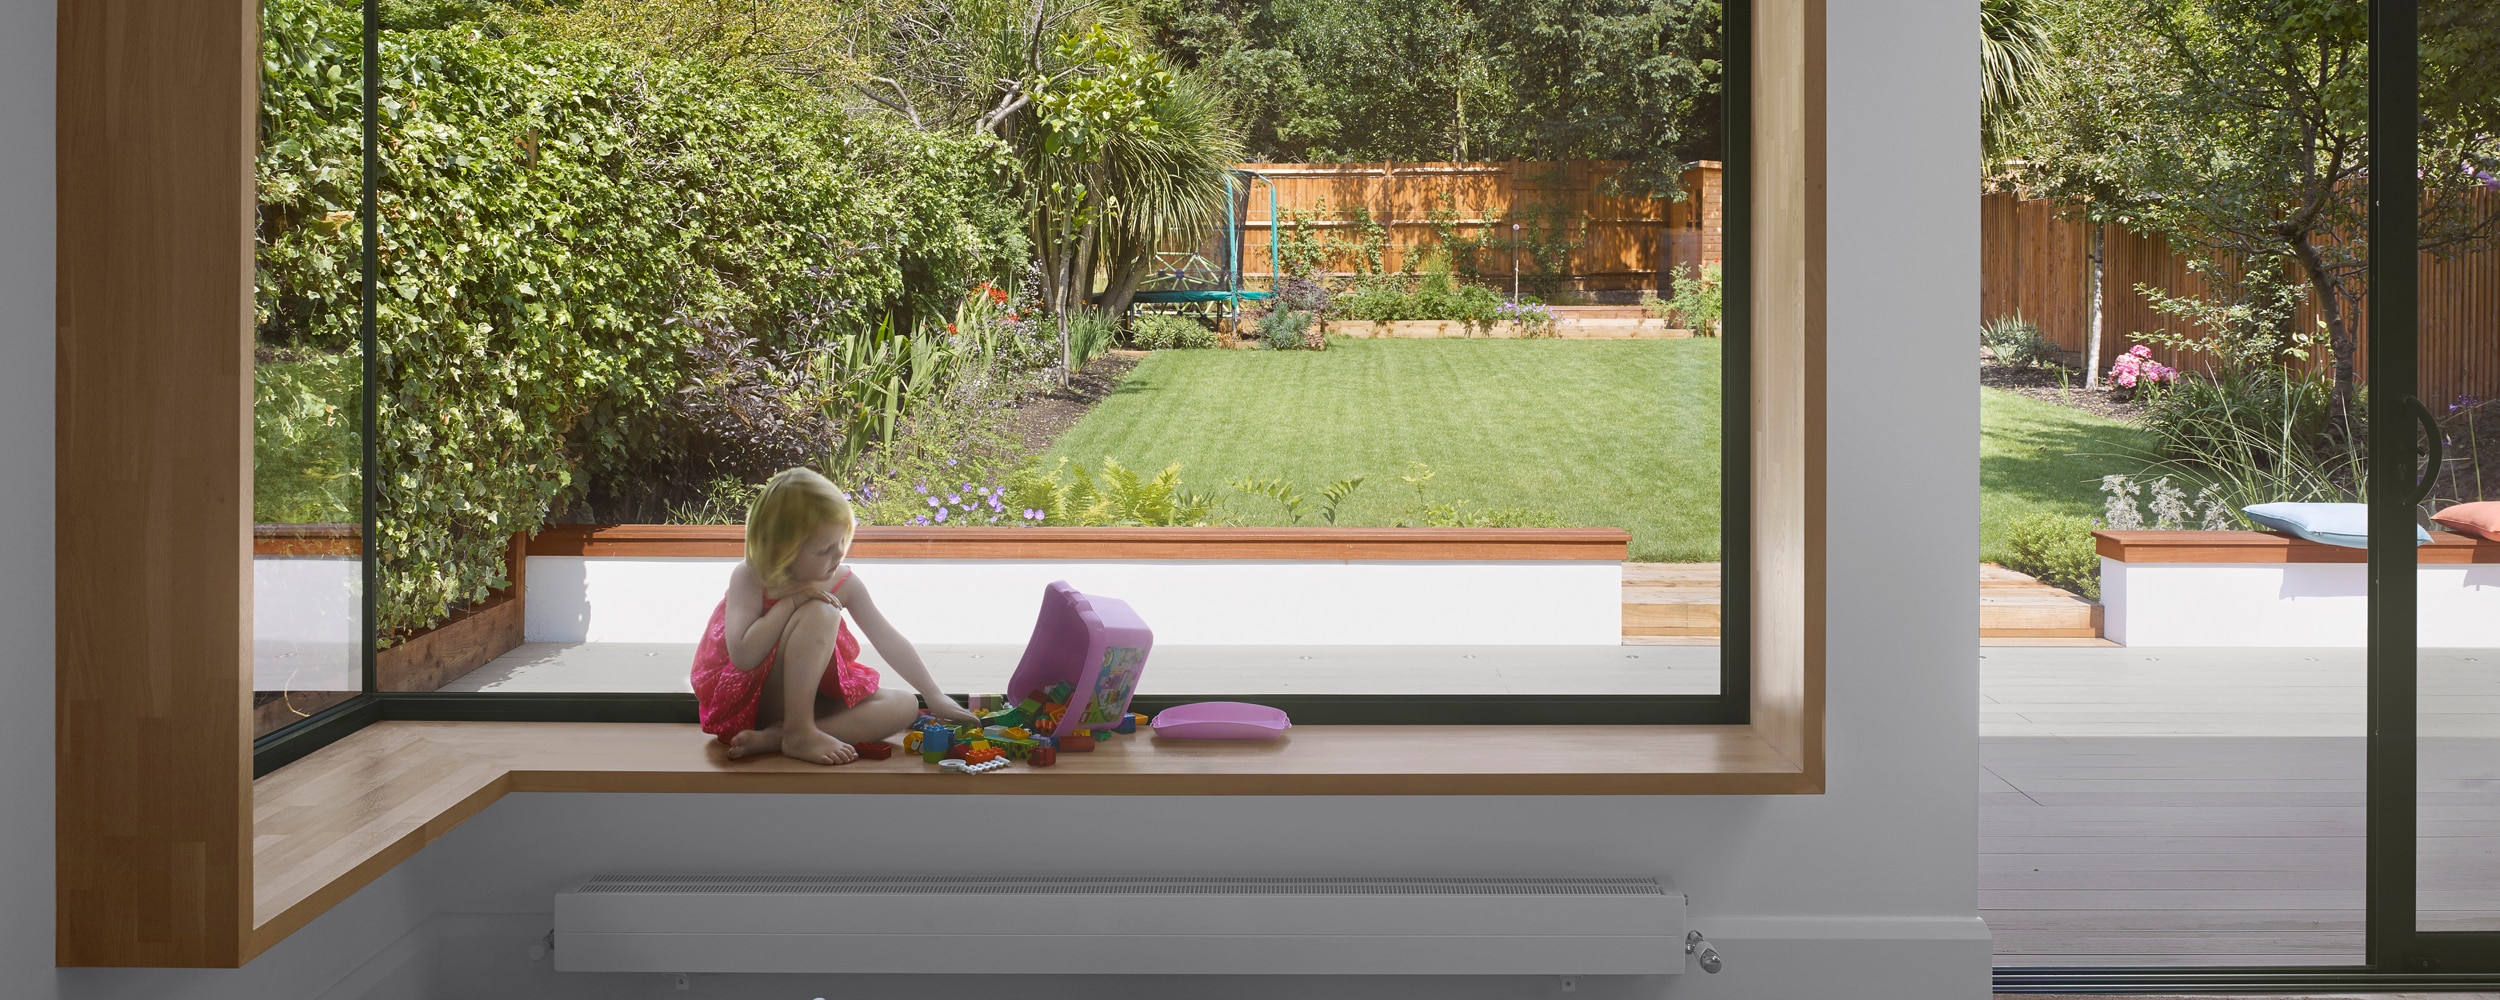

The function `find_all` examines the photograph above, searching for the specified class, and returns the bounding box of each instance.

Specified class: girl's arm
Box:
[834,573,978,723]
[723,563,813,672]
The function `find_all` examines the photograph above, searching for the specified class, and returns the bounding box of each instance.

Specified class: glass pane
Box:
[2416,0,2500,931]
[1978,0,2375,966]
[253,0,366,736]
[367,3,1726,703]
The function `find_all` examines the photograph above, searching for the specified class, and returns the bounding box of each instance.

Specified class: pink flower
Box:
[2130,345,2152,358]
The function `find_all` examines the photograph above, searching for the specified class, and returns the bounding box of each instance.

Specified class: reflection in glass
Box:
[362,2,1728,699]
[2414,12,2500,923]
[253,0,366,736]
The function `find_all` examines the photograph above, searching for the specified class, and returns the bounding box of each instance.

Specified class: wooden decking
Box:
[1981,646,2500,966]
[1623,563,2101,640]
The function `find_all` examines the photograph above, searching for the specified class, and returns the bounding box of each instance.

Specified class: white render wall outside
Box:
[2102,558,2500,646]
[523,556,1624,645]
[255,556,363,692]
[3,2,1989,997]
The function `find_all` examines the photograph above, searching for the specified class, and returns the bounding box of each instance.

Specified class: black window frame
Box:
[254,0,1758,774]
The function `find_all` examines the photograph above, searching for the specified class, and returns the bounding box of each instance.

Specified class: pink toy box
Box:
[1003,581,1153,739]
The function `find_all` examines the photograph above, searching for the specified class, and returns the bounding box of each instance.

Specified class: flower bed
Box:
[523,524,1630,646]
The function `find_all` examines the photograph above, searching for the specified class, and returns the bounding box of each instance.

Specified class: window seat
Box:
[248,719,1815,955]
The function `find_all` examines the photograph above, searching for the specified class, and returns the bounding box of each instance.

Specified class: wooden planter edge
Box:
[527,524,1634,561]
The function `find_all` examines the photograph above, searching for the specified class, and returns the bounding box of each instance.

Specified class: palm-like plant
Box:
[1000,21,1245,374]
[1981,0,2051,160]
[1091,72,1245,315]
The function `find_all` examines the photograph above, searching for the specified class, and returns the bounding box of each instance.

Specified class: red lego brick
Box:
[1060,733,1096,752]
[853,741,893,760]
[1028,747,1057,767]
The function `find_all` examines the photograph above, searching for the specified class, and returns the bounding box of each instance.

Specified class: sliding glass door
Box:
[2373,0,2500,975]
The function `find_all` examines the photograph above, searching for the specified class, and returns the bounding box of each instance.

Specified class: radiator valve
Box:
[1686,929,1723,974]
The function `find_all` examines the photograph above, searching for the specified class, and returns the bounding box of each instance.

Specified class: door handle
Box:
[2409,395,2444,508]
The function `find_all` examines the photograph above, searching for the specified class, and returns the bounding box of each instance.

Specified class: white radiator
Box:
[553,875,1688,975]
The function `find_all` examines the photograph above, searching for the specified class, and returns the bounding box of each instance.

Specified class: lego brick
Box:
[1060,733,1095,752]
[902,732,922,753]
[1028,747,1057,767]
[853,741,893,761]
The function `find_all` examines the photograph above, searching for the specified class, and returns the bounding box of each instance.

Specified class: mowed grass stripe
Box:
[1043,338,1722,562]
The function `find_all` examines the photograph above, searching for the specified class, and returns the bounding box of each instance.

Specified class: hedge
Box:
[257,0,1027,638]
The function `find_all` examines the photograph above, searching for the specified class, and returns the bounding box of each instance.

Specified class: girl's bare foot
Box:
[726,726,782,760]
[780,727,856,765]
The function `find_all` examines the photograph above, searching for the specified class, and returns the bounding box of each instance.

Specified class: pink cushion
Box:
[2431,502,2500,541]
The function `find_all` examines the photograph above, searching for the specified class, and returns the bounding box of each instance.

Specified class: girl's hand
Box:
[922,692,979,724]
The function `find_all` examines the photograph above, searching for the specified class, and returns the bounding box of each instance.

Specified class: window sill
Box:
[248,719,1818,957]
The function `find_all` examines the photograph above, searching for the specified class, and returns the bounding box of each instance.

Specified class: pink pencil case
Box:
[1149,702,1292,740]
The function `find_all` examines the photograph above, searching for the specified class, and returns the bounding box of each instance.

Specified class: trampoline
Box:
[1129,168,1278,319]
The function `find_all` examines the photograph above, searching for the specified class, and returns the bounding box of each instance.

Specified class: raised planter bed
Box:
[2096,529,2500,646]
[1323,319,1692,339]
[524,525,1630,646]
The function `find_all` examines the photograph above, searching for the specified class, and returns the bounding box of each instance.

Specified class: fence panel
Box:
[1238,160,1721,294]
[1980,190,2500,406]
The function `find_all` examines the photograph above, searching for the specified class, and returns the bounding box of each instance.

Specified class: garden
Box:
[1972,0,2500,606]
[253,0,1738,677]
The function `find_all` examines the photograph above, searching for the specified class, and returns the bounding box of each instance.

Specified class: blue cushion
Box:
[2242,502,2430,549]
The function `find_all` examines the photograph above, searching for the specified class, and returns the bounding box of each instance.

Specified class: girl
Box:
[690,467,978,764]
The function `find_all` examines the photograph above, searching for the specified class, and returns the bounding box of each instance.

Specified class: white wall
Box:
[0,0,55,995]
[525,556,1624,645]
[2,1,1984,997]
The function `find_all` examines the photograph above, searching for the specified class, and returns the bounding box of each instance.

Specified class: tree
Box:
[2008,0,2500,416]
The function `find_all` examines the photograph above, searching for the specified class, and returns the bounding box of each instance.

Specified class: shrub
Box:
[1131,313,1217,350]
[1061,307,1122,369]
[256,0,1027,637]
[1333,269,1504,333]
[1980,314,2065,369]
[1228,475,1365,525]
[1655,261,1723,336]
[2002,511,2101,599]
[1255,308,1321,350]
[1498,300,1558,338]
[1274,275,1333,319]
[1005,457,1220,526]
[2136,364,2358,511]
[2107,344,2180,389]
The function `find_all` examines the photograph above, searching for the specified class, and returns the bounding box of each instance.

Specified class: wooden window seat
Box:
[247,720,1818,957]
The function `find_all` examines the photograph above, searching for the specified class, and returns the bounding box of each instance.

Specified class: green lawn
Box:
[1045,339,1723,562]
[1044,340,2154,565]
[1977,386,2158,563]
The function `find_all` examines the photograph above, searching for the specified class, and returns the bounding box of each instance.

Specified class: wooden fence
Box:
[1235,160,1721,295]
[1982,190,2500,406]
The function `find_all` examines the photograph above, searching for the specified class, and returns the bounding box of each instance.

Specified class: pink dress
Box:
[690,568,882,744]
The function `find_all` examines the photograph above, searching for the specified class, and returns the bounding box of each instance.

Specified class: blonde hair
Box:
[744,467,856,587]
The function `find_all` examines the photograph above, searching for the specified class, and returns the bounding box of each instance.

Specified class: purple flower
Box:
[934,508,948,523]
[988,497,1003,511]
[927,496,940,507]
[914,483,929,495]
[946,494,960,505]
[911,514,930,525]
[959,482,972,491]
[945,458,958,466]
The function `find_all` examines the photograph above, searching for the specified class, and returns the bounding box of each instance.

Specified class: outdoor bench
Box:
[2095,529,2500,646]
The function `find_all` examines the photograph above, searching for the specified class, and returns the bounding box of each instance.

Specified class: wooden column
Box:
[1748,0,1828,779]
[57,0,257,967]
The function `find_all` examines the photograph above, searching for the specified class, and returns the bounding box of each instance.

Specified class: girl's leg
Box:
[815,688,919,746]
[773,601,856,765]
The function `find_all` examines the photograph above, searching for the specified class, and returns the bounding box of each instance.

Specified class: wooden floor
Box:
[1623,563,2101,639]
[1982,647,2500,967]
